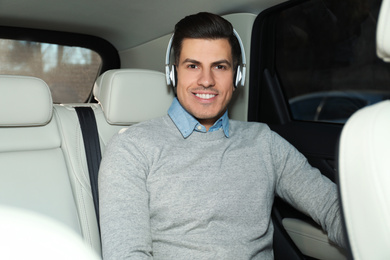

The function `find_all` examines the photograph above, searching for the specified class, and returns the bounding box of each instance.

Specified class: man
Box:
[99,12,345,259]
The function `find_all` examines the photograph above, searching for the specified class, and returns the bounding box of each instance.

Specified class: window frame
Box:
[249,2,349,259]
[249,0,390,125]
[0,25,120,102]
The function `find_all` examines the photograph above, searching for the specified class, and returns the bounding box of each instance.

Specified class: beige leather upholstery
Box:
[0,206,100,260]
[339,2,390,258]
[338,100,390,260]
[0,75,101,255]
[377,0,390,61]
[94,69,174,125]
[283,218,346,260]
[0,76,81,230]
[52,69,176,254]
[0,75,52,126]
[56,68,175,156]
[0,70,176,258]
[53,104,102,254]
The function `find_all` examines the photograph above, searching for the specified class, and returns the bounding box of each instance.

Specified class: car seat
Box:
[338,1,390,258]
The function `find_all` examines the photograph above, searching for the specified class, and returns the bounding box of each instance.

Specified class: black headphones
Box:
[165,29,246,88]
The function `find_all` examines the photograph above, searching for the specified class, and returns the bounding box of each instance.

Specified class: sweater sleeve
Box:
[98,129,153,260]
[271,131,346,248]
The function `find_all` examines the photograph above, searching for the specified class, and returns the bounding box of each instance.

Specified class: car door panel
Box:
[249,1,348,259]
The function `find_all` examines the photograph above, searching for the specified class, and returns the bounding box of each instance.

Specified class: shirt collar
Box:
[168,98,229,138]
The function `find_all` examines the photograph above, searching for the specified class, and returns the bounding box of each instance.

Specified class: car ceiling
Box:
[0,0,285,51]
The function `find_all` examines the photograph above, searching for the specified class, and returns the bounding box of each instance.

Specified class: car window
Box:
[274,0,390,123]
[318,95,367,122]
[0,39,102,103]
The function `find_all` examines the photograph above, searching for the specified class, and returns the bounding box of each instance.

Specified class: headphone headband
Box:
[165,28,246,88]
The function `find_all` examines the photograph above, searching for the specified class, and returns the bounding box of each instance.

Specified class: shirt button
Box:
[197,126,202,130]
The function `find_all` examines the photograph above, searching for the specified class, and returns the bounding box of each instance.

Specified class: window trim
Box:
[0,25,120,102]
[249,0,308,123]
[0,26,120,73]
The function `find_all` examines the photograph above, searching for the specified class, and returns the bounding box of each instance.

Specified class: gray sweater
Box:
[99,115,344,259]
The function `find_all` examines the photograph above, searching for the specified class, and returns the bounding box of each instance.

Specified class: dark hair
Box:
[172,12,241,70]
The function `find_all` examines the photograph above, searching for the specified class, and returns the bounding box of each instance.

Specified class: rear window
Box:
[274,0,390,123]
[0,39,102,103]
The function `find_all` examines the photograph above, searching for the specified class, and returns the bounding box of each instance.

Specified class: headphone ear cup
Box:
[235,65,242,88]
[170,65,177,87]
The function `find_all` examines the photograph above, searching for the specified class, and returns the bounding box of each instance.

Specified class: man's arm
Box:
[271,131,346,248]
[99,130,153,259]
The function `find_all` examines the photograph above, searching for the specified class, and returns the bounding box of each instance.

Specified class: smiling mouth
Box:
[194,93,216,99]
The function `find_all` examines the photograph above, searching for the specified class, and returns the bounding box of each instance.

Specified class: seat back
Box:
[0,75,103,256]
[92,68,175,150]
[53,103,102,254]
[51,69,174,255]
[55,69,175,161]
[339,1,390,258]
[0,75,82,236]
[338,100,390,259]
[0,70,175,258]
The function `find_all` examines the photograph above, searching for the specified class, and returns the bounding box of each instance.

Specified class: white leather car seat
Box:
[0,70,174,259]
[338,0,390,259]
[376,0,390,62]
[0,75,106,257]
[338,100,390,259]
[0,75,84,246]
[93,68,174,128]
[55,69,174,158]
[0,205,100,260]
[91,68,175,155]
[52,68,174,251]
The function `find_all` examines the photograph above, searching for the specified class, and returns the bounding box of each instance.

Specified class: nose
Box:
[197,68,215,88]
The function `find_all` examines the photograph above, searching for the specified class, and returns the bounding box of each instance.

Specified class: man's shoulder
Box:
[105,115,177,154]
[121,115,171,134]
[229,119,271,135]
[134,115,171,129]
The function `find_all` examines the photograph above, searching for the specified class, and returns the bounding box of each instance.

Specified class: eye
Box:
[187,64,198,69]
[215,65,227,70]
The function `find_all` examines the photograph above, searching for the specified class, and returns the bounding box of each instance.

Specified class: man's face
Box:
[176,38,235,130]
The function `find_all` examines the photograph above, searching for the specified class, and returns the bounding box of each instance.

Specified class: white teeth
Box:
[195,93,216,99]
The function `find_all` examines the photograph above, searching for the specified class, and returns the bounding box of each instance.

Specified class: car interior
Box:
[338,0,390,259]
[0,0,389,259]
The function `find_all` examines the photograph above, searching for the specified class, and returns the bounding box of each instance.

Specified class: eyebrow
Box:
[181,58,232,67]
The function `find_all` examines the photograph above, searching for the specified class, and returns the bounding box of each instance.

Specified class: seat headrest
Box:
[339,100,390,259]
[0,75,53,127]
[377,0,390,62]
[93,69,174,125]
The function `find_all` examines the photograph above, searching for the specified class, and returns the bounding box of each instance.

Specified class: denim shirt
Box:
[168,98,229,139]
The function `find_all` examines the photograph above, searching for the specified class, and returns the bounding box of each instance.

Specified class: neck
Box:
[198,119,216,131]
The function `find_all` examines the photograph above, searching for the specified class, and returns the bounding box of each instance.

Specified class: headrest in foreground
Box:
[377,0,390,62]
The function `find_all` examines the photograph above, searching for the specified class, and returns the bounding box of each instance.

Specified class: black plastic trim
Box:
[249,0,307,123]
[249,1,343,259]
